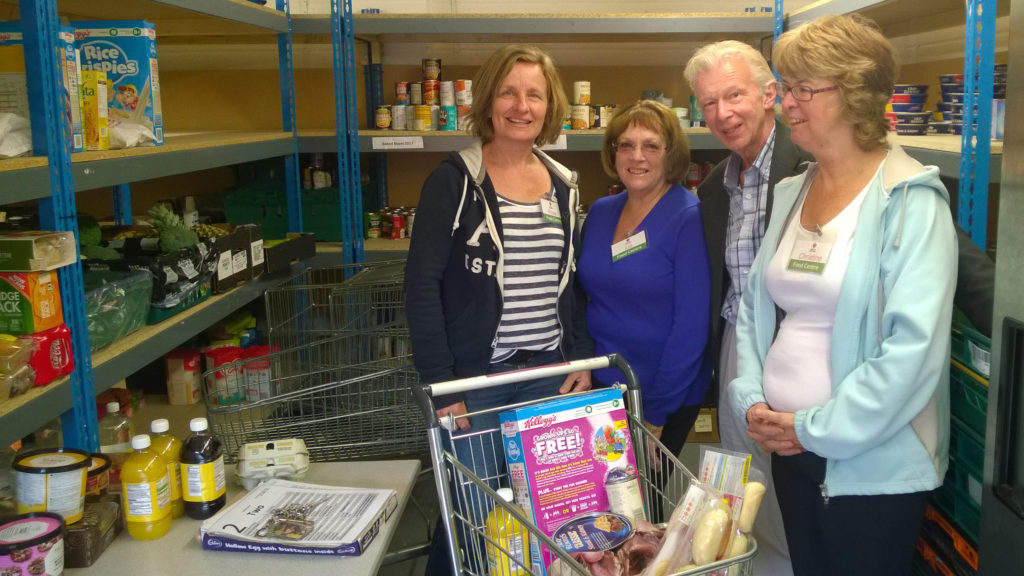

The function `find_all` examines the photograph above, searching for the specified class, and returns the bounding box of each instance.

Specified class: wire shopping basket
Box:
[413,355,758,576]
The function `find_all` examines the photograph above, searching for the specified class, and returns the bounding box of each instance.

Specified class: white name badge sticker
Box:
[787,225,836,274]
[540,197,561,224]
[611,230,648,262]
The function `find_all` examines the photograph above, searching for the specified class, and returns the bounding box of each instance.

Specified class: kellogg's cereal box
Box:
[73,20,163,145]
[80,69,109,151]
[500,387,639,575]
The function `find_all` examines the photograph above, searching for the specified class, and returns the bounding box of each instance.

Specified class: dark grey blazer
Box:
[696,121,813,395]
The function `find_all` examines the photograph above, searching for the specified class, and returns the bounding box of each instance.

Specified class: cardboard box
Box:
[211,224,262,293]
[0,231,77,271]
[0,271,64,334]
[263,233,315,275]
[500,388,639,575]
[73,20,163,146]
[686,407,720,444]
[80,70,110,151]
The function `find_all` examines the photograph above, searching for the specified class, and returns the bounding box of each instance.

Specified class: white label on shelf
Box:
[372,136,424,150]
[232,250,248,275]
[217,251,232,280]
[539,134,567,151]
[250,239,265,266]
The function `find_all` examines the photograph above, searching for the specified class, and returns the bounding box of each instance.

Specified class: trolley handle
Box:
[413,354,640,427]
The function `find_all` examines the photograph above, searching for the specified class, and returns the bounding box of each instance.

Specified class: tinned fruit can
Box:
[422,80,440,105]
[422,58,442,81]
[439,81,455,106]
[395,81,410,105]
[604,468,644,524]
[570,104,590,130]
[410,82,423,105]
[573,80,591,105]
[374,105,392,129]
[391,104,408,130]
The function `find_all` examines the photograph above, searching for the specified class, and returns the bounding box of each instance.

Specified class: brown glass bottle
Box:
[178,417,226,519]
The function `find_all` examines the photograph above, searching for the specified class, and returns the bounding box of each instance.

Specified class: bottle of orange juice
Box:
[485,488,530,576]
[149,419,184,518]
[121,434,172,540]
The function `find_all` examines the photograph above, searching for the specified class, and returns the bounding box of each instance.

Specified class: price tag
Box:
[250,239,265,266]
[372,136,424,150]
[217,251,232,280]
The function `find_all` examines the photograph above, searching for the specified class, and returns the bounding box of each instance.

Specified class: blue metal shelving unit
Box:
[959,0,997,250]
[278,0,303,234]
[22,0,98,450]
[331,0,364,266]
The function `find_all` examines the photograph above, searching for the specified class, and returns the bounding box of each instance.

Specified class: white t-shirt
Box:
[762,177,870,413]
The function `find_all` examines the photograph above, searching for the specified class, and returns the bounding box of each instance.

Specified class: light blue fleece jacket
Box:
[728,143,957,497]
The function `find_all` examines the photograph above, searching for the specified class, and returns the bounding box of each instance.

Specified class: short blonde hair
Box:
[773,13,897,151]
[468,45,568,146]
[600,100,690,185]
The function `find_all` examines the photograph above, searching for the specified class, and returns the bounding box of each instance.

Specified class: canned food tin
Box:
[374,105,392,129]
[570,104,590,130]
[422,80,440,105]
[592,104,616,129]
[457,105,472,131]
[390,213,406,239]
[422,58,442,81]
[395,81,410,105]
[439,80,455,106]
[573,80,591,105]
[365,212,381,239]
[439,105,457,131]
[413,105,433,131]
[410,82,423,105]
[391,104,408,130]
[405,209,415,238]
[604,468,644,523]
[455,79,473,105]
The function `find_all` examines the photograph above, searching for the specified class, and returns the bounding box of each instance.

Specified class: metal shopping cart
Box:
[414,355,758,576]
[205,259,425,462]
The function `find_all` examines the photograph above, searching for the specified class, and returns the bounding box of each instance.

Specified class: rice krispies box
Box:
[500,387,638,575]
[73,20,163,145]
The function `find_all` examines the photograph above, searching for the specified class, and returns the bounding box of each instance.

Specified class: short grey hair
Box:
[684,40,775,95]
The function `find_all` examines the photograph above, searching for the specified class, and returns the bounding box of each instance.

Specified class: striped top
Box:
[491,189,564,361]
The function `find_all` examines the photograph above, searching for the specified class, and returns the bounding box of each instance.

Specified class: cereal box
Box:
[73,20,163,146]
[0,271,64,335]
[500,387,639,575]
[0,22,85,152]
[80,70,109,151]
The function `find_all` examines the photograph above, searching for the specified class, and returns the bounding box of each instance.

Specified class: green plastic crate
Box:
[931,484,980,547]
[223,184,289,240]
[951,320,991,379]
[950,417,985,480]
[949,361,988,439]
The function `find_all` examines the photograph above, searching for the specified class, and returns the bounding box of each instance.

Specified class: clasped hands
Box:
[746,402,805,456]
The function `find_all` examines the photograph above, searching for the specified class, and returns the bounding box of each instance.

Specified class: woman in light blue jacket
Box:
[727,14,956,575]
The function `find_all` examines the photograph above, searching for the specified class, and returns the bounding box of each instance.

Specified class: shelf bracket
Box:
[332,0,365,266]
[112,184,133,226]
[959,0,997,250]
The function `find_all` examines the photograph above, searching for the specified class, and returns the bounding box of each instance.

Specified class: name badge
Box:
[787,224,836,274]
[540,197,561,224]
[611,230,648,262]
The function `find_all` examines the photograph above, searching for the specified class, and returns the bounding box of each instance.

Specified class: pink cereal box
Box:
[500,387,638,575]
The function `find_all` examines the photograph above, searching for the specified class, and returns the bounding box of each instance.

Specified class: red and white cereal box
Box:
[500,387,638,575]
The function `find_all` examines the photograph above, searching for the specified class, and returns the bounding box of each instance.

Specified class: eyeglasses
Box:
[613,141,665,156]
[777,82,839,102]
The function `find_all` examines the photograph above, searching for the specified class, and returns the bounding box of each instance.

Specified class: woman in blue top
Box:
[578,100,712,468]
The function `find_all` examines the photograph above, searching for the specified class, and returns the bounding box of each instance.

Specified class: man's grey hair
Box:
[684,40,776,95]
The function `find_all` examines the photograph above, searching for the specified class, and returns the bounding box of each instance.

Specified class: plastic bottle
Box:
[485,488,530,576]
[121,434,172,540]
[179,417,226,519]
[98,401,133,490]
[149,419,184,518]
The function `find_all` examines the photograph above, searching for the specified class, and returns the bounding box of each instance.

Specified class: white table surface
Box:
[68,460,422,576]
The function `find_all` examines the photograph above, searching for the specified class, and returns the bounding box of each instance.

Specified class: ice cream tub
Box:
[0,512,65,576]
[14,448,90,524]
[85,454,111,497]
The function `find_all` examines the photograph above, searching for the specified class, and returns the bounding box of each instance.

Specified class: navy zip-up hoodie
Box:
[404,141,593,407]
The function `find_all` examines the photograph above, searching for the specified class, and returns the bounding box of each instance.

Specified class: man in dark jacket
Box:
[686,40,810,576]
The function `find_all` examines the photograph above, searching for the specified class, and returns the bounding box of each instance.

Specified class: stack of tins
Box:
[381,59,473,131]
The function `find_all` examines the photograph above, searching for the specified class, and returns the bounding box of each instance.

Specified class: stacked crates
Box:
[917,315,990,575]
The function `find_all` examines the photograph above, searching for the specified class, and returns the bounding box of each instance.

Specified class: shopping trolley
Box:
[414,355,758,576]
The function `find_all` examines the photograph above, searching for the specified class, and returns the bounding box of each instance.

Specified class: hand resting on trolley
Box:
[436,370,593,431]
